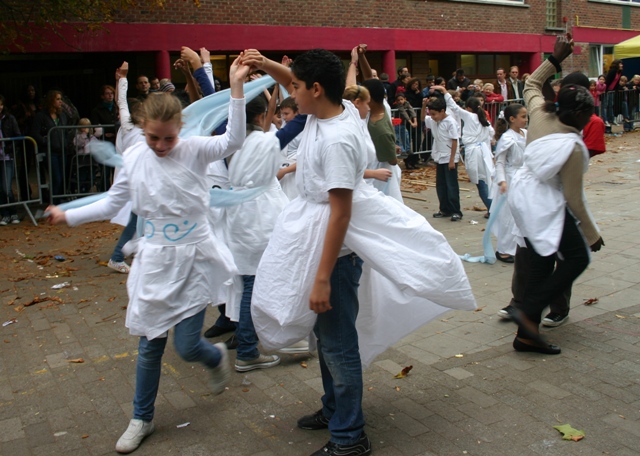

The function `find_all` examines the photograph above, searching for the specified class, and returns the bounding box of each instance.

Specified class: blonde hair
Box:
[78,118,91,126]
[620,75,628,83]
[473,79,483,86]
[482,83,494,92]
[343,84,370,102]
[141,93,183,125]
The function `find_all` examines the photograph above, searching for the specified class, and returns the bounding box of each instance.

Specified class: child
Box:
[242,48,476,456]
[393,92,416,163]
[425,96,462,221]
[71,118,103,194]
[277,96,301,200]
[492,103,527,268]
[596,75,607,119]
[47,56,251,454]
[436,87,495,216]
[619,75,631,124]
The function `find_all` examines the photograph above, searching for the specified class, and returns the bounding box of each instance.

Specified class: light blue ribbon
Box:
[458,193,507,264]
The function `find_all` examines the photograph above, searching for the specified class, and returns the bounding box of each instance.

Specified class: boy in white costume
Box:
[46,57,251,454]
[242,48,476,456]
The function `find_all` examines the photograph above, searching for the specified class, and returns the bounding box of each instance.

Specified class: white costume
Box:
[65,99,246,340]
[444,93,494,186]
[278,127,301,200]
[509,132,591,257]
[490,128,526,255]
[252,101,476,367]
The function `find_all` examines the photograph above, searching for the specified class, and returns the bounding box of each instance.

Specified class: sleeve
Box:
[524,60,557,130]
[30,113,46,146]
[65,165,131,226]
[117,78,132,133]
[195,97,246,164]
[193,67,215,97]
[203,63,215,93]
[442,118,460,140]
[275,114,307,149]
[424,116,434,130]
[559,148,600,245]
[444,93,471,122]
[408,105,416,119]
[494,135,515,184]
[322,141,360,191]
[372,126,397,163]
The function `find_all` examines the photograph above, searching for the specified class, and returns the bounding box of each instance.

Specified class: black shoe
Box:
[433,211,452,218]
[542,312,569,327]
[450,214,462,222]
[496,251,515,263]
[297,409,330,430]
[224,335,238,350]
[513,337,561,355]
[310,433,371,456]
[509,308,547,347]
[497,305,514,319]
[204,324,235,338]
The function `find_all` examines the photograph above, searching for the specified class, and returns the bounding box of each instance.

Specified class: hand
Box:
[395,145,402,155]
[372,168,392,182]
[230,53,251,85]
[249,73,262,81]
[351,46,359,64]
[180,46,201,68]
[309,278,332,314]
[448,160,456,170]
[358,44,367,54]
[173,58,190,75]
[590,237,605,252]
[276,168,288,180]
[551,33,574,63]
[199,47,210,64]
[46,206,66,225]
[242,49,267,70]
[499,181,507,194]
[281,55,292,68]
[116,61,128,81]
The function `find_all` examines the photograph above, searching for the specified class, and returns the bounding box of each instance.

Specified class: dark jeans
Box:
[236,275,260,361]
[476,179,492,211]
[435,163,461,216]
[111,212,138,262]
[515,211,590,337]
[0,160,16,216]
[213,304,236,331]
[315,253,364,445]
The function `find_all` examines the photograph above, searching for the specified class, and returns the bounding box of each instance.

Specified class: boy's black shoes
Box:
[297,409,329,430]
[310,433,371,456]
[433,211,452,218]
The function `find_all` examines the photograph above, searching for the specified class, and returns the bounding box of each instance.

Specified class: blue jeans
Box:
[604,92,616,124]
[435,163,461,216]
[394,125,411,154]
[236,275,260,361]
[314,253,364,445]
[133,309,222,421]
[476,180,492,212]
[50,153,64,200]
[111,212,138,262]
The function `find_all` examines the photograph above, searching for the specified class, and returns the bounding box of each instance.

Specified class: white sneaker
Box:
[209,342,231,395]
[278,340,310,354]
[235,354,281,372]
[108,259,131,274]
[115,419,155,454]
[10,215,19,224]
[0,216,9,226]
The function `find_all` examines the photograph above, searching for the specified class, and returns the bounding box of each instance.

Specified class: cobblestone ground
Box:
[0,131,638,456]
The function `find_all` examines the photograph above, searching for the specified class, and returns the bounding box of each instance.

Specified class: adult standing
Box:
[509,66,525,101]
[31,90,70,202]
[508,34,604,355]
[11,84,40,200]
[90,85,120,145]
[387,66,409,104]
[135,75,151,101]
[494,68,515,101]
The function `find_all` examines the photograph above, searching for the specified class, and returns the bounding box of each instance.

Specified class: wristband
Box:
[547,55,562,73]
[350,61,358,67]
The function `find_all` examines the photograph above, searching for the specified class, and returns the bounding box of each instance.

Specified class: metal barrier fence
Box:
[0,136,42,226]
[598,89,640,129]
[40,124,116,205]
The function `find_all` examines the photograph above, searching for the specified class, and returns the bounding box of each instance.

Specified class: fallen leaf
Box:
[394,386,400,392]
[242,388,250,392]
[454,354,464,358]
[67,358,85,363]
[616,315,626,319]
[25,296,63,307]
[394,365,413,379]
[474,306,485,312]
[300,362,308,368]
[583,298,598,306]
[107,297,116,302]
[367,387,374,391]
[81,434,89,439]
[553,423,585,441]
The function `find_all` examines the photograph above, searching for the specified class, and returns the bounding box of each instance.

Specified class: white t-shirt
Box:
[424,115,460,164]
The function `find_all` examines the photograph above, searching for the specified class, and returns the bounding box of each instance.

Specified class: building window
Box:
[588,0,640,4]
[449,0,526,5]
[546,0,560,28]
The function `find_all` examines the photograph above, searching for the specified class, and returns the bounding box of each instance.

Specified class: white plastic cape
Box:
[508,132,589,256]
[252,102,477,367]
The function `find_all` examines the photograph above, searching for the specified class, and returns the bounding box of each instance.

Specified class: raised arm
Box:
[241,49,294,94]
[200,47,215,92]
[357,44,373,81]
[264,83,279,131]
[174,58,201,104]
[346,46,359,87]
[116,62,131,131]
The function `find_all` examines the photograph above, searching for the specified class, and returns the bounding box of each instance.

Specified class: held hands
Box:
[173,59,190,75]
[116,61,128,80]
[309,278,332,314]
[590,237,605,252]
[46,206,66,225]
[281,55,293,68]
[351,46,359,64]
[371,168,393,182]
[552,33,574,63]
[241,49,267,70]
[180,47,202,69]
[199,47,210,64]
[229,53,251,85]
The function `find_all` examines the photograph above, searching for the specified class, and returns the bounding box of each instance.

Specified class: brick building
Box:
[2,0,638,116]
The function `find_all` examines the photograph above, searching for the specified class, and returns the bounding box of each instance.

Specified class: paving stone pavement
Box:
[0,132,638,455]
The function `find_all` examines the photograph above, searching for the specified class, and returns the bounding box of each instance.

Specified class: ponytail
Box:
[495,103,525,142]
[466,97,489,127]
[494,118,509,142]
